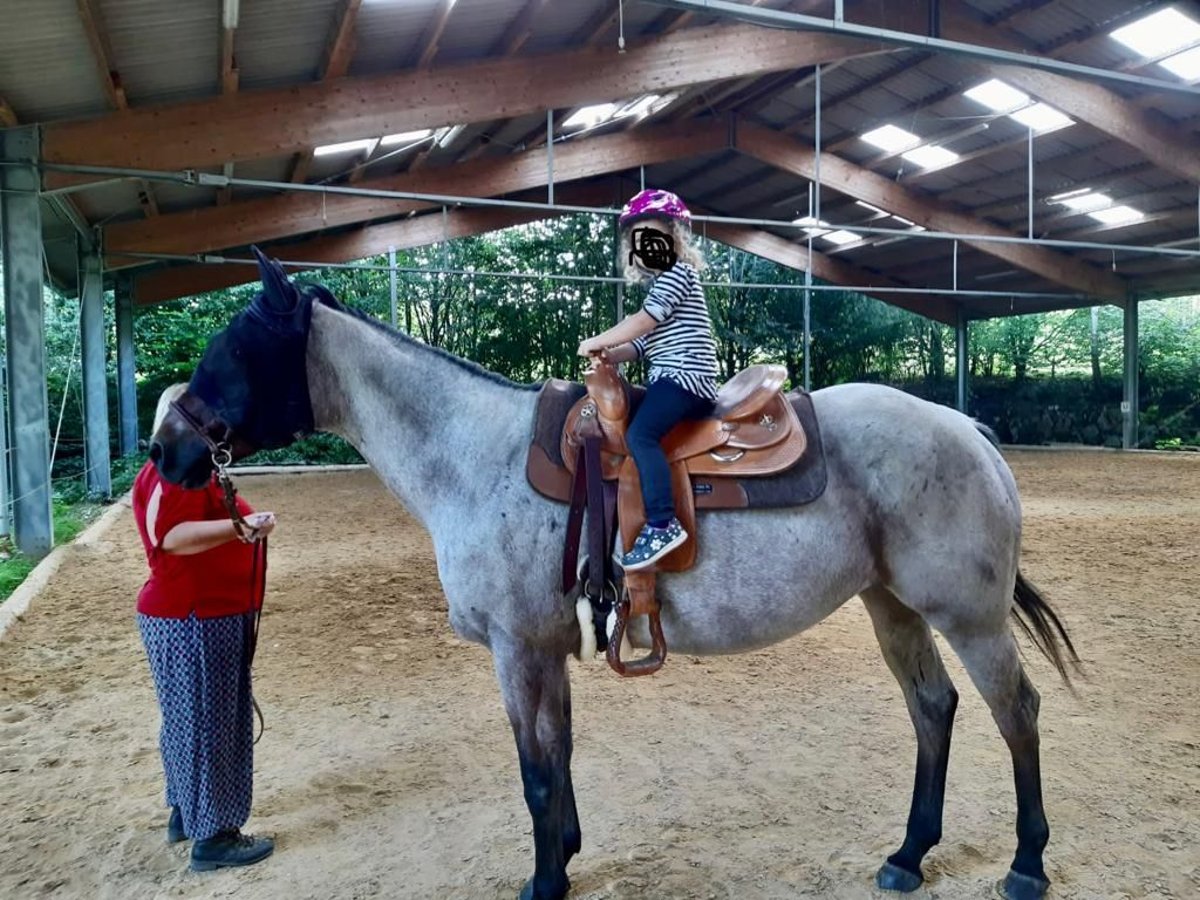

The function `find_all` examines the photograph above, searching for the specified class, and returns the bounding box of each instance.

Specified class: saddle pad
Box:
[526,380,827,510]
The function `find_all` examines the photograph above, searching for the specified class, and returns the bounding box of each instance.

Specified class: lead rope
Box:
[212,443,268,745]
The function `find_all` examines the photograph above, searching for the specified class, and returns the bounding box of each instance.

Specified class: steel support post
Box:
[955,308,969,414]
[1123,299,1139,449]
[1,126,53,556]
[78,243,111,497]
[115,278,138,454]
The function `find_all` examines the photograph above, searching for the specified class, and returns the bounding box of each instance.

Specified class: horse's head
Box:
[149,248,327,487]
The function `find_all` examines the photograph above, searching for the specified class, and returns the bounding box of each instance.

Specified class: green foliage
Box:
[3,221,1200,548]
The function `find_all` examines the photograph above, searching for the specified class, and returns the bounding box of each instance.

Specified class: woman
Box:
[132,384,276,871]
[577,188,720,570]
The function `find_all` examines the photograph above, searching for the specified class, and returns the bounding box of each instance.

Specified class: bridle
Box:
[169,391,269,741]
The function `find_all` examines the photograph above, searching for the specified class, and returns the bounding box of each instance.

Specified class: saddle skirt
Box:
[527,363,828,568]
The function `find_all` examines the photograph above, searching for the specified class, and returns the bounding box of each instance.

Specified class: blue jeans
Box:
[626,378,715,523]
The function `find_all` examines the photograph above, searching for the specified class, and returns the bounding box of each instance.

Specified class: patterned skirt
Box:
[137,611,256,842]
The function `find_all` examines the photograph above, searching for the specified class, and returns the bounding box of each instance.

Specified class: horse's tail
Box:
[970,420,1080,683]
[974,420,1001,449]
[1010,571,1082,685]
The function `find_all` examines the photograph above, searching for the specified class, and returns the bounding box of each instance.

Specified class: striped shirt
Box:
[631,262,720,401]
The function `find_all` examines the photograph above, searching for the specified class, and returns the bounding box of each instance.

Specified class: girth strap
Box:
[562,436,617,652]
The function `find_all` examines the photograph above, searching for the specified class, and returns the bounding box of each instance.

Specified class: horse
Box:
[150,249,1078,900]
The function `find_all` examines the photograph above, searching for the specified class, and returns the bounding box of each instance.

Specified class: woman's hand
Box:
[245,512,276,542]
[577,337,605,357]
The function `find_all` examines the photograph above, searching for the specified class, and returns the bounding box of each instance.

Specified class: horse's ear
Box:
[252,245,298,311]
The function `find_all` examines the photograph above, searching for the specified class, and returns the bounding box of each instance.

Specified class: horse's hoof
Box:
[518,876,569,900]
[1000,869,1050,900]
[876,861,924,893]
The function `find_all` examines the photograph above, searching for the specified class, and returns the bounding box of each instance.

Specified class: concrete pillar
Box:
[78,244,111,497]
[1123,299,1139,449]
[955,308,970,414]
[0,364,9,538]
[115,278,138,455]
[1,126,53,557]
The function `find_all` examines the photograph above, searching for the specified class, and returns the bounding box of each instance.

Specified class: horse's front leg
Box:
[493,639,574,900]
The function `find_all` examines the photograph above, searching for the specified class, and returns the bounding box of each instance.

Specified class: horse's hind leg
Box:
[942,626,1050,900]
[492,640,573,900]
[861,586,959,893]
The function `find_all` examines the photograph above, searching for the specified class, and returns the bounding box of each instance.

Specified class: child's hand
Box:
[577,338,604,357]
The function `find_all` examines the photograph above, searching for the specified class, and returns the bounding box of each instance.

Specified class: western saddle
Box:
[534,360,813,677]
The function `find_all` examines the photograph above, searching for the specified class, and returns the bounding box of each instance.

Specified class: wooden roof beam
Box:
[734,120,1129,301]
[104,119,729,262]
[704,223,955,323]
[43,24,881,176]
[129,182,620,305]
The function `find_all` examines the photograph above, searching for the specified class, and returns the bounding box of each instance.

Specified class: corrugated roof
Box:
[0,0,109,121]
[2,0,1196,311]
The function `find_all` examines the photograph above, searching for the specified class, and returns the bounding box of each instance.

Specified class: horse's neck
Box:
[305,303,534,529]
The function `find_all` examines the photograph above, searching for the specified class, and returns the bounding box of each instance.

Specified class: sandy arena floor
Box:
[1,451,1197,900]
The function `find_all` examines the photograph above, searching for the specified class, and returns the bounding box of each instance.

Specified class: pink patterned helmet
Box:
[618,189,692,229]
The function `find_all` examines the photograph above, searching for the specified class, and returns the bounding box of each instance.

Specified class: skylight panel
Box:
[820,230,861,246]
[1088,205,1144,226]
[890,214,925,231]
[1161,45,1200,80]
[1052,191,1113,213]
[855,201,887,215]
[792,215,831,238]
[1009,103,1073,133]
[901,145,960,169]
[861,124,920,153]
[964,79,1030,113]
[562,103,618,130]
[380,129,433,147]
[561,94,673,131]
[620,94,664,118]
[1110,8,1200,58]
[313,138,377,156]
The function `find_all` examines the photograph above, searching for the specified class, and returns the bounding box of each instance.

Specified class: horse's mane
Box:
[296,282,541,393]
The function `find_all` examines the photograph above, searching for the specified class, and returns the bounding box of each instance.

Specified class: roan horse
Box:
[151,250,1078,900]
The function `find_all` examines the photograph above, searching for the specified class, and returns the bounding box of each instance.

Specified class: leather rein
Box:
[169,395,268,741]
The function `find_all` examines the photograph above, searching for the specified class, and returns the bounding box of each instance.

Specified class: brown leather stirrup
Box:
[606,571,666,676]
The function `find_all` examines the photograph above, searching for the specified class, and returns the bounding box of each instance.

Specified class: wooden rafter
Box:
[76,0,126,109]
[493,0,552,57]
[76,0,165,218]
[126,184,953,323]
[457,0,556,163]
[129,182,620,304]
[220,27,238,94]
[216,7,239,205]
[416,0,458,69]
[704,223,954,322]
[104,120,729,262]
[979,64,1200,186]
[291,0,364,184]
[735,121,1129,301]
[45,24,877,177]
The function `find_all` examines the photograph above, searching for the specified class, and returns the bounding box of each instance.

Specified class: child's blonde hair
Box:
[152,383,188,434]
[620,217,705,284]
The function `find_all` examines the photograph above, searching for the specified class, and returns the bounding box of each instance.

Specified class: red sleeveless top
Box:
[132,461,266,619]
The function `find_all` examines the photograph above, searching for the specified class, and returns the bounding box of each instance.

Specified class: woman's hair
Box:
[620,217,705,284]
[152,383,189,434]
